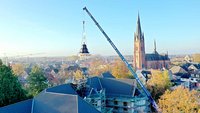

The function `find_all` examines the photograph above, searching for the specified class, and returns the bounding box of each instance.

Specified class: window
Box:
[166,64,168,68]
[124,108,128,111]
[114,106,118,110]
[136,47,138,51]
[142,64,145,68]
[123,102,128,106]
[114,101,118,105]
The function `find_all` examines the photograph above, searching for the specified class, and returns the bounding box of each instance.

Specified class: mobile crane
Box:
[83,7,159,112]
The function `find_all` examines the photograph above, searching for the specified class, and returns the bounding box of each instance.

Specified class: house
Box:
[170,63,200,90]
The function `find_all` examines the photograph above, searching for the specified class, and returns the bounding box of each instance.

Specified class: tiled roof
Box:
[170,66,188,74]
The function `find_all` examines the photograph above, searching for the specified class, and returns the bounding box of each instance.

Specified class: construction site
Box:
[75,7,157,112]
[73,72,151,113]
[0,7,158,113]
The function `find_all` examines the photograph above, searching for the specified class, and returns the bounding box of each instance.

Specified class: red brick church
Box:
[133,14,170,70]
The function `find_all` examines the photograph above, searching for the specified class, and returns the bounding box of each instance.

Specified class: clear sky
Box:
[0,0,200,57]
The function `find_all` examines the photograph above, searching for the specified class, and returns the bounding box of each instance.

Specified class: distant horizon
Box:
[1,53,199,59]
[0,1,200,57]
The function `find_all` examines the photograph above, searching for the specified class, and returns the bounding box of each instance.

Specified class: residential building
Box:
[170,63,200,90]
[0,72,150,113]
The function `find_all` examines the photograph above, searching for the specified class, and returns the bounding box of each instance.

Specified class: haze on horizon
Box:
[0,0,200,57]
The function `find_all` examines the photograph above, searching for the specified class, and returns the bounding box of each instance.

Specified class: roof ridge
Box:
[45,91,77,96]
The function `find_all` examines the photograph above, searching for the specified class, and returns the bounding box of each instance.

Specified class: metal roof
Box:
[86,76,137,97]
[0,84,100,113]
[100,72,115,78]
[0,99,32,113]
[0,75,146,113]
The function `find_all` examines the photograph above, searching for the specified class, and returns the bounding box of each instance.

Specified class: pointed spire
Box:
[154,39,156,52]
[154,40,158,54]
[136,12,142,40]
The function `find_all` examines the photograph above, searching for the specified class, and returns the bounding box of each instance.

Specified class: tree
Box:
[111,58,130,78]
[27,66,48,96]
[0,59,2,66]
[0,65,27,107]
[193,54,200,63]
[74,70,84,81]
[89,58,111,75]
[147,70,171,101]
[57,64,69,84]
[159,86,200,113]
[11,63,25,76]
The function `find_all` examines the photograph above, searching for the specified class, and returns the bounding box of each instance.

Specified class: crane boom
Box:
[83,7,159,111]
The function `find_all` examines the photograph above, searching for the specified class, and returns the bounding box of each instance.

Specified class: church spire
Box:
[134,13,146,70]
[136,13,142,40]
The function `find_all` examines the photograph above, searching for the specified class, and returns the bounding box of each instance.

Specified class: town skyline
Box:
[0,0,200,57]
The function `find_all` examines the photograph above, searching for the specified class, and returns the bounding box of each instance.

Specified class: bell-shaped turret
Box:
[78,21,91,58]
[80,43,89,54]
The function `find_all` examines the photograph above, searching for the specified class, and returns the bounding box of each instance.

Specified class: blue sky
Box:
[0,0,199,57]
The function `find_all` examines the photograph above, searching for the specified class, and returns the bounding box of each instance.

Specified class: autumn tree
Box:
[27,66,48,96]
[57,64,72,84]
[11,63,25,76]
[147,70,171,101]
[159,86,200,113]
[74,70,84,81]
[193,54,200,63]
[89,58,111,75]
[0,65,27,107]
[111,58,130,78]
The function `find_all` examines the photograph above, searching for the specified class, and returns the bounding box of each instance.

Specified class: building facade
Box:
[133,14,170,70]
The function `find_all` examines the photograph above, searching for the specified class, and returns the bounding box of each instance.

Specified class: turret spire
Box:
[154,40,156,52]
[79,21,90,58]
[153,40,158,54]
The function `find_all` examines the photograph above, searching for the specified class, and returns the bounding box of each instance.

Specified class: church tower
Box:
[134,14,146,70]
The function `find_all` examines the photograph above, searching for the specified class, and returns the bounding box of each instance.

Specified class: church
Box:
[133,14,170,70]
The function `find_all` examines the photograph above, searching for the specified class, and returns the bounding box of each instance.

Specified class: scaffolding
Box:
[84,88,150,113]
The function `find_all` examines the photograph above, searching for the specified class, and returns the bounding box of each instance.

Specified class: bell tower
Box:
[134,14,146,70]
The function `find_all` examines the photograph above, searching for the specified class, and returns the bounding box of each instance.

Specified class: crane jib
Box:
[83,7,159,112]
